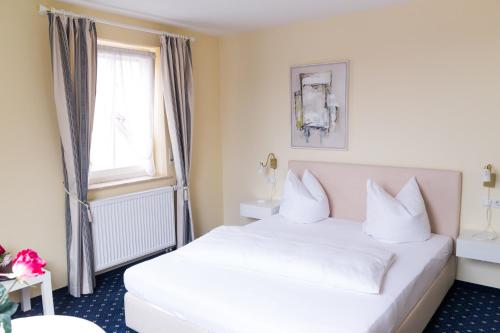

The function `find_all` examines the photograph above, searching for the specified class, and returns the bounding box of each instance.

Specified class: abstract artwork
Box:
[291,62,348,149]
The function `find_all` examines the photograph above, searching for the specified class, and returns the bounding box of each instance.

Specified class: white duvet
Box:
[125,216,453,333]
[177,226,395,294]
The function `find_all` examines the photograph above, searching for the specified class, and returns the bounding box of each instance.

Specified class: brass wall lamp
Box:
[473,163,497,241]
[259,153,278,171]
[258,153,278,201]
[483,164,496,188]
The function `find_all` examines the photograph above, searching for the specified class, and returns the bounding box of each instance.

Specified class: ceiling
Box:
[59,0,411,35]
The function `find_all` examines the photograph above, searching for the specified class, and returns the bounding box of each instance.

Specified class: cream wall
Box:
[220,0,500,287]
[0,0,222,290]
[2,0,499,292]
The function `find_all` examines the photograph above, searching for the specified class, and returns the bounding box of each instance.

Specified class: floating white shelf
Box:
[456,229,500,264]
[240,200,280,219]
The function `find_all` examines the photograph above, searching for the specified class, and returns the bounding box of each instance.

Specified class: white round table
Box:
[12,315,105,333]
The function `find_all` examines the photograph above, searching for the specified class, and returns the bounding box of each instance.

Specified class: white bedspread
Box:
[177,225,395,294]
[125,216,452,333]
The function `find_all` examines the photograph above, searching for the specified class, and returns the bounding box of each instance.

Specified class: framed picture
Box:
[290,61,349,150]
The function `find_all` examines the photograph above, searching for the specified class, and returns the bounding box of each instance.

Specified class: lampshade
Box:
[257,163,265,174]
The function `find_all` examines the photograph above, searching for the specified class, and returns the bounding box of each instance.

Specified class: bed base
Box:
[125,256,456,333]
[125,292,206,333]
[396,256,455,333]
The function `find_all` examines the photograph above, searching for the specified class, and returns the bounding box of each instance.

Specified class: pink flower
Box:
[11,249,46,281]
[0,245,5,255]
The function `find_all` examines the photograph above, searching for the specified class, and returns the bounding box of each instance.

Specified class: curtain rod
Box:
[38,4,196,42]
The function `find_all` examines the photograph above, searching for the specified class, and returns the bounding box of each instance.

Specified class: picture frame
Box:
[290,61,349,150]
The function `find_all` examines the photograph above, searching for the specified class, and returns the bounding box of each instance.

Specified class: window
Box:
[90,45,156,184]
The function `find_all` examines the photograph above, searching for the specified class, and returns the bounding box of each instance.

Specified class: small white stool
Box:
[0,269,54,315]
[12,315,105,332]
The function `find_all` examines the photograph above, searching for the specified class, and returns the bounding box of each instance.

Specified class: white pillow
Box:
[279,170,330,223]
[363,177,431,243]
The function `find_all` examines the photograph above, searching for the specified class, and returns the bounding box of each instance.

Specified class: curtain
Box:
[48,13,97,297]
[160,36,194,247]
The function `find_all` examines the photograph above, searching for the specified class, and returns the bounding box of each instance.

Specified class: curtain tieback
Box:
[63,185,94,223]
[182,186,189,201]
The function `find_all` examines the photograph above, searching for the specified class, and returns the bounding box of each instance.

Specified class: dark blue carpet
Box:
[12,265,500,332]
[425,281,500,332]
[12,264,136,333]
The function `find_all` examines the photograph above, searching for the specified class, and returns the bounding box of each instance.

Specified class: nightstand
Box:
[0,269,54,315]
[240,200,280,219]
[456,230,500,264]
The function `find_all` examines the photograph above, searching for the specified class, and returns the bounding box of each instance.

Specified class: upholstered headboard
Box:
[288,161,462,239]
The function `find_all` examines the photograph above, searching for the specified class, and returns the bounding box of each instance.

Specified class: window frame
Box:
[89,166,149,185]
[89,42,158,186]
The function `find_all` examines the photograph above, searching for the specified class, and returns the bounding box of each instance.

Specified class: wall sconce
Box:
[258,153,278,173]
[483,164,496,188]
[258,153,278,201]
[474,164,497,241]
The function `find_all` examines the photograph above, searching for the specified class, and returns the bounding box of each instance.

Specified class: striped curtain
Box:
[48,13,97,297]
[160,36,194,247]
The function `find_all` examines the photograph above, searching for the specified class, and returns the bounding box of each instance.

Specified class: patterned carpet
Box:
[425,281,500,332]
[12,264,136,333]
[12,262,500,333]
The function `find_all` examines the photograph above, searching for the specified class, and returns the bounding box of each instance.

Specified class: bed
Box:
[124,161,462,333]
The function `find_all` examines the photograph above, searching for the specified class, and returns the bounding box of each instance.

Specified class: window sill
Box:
[89,175,173,191]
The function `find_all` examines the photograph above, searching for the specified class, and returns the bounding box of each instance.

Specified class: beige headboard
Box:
[289,161,462,239]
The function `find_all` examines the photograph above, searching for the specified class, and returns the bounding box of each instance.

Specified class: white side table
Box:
[240,200,280,219]
[0,269,54,315]
[457,230,500,264]
[12,315,105,333]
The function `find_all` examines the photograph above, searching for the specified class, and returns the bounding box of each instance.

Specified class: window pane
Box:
[90,46,155,178]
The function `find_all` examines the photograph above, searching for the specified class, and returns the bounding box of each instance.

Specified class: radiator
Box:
[90,186,176,272]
